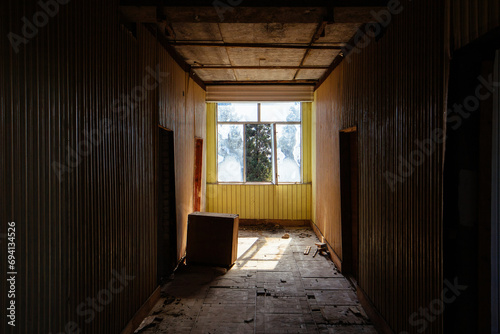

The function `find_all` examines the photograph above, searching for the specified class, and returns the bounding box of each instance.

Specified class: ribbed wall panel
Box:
[206,184,312,220]
[0,1,205,333]
[206,85,315,102]
[449,0,500,51]
[313,0,447,332]
[158,37,207,260]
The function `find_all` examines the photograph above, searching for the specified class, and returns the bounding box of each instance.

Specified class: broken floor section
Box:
[134,225,378,333]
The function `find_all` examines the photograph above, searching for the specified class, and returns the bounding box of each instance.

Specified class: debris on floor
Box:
[240,222,284,233]
[304,246,312,255]
[282,233,290,239]
[316,242,327,249]
[134,226,377,334]
[133,316,163,333]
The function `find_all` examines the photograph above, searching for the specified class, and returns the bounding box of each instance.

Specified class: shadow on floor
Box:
[134,226,378,334]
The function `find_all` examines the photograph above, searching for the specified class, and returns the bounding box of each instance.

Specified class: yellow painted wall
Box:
[206,184,311,219]
[302,103,312,183]
[311,94,317,225]
[207,103,217,183]
[206,102,312,220]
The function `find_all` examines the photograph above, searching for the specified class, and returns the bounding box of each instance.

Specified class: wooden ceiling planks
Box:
[119,5,383,84]
[119,6,385,24]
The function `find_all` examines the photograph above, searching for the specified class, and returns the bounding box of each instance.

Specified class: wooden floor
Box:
[133,226,378,333]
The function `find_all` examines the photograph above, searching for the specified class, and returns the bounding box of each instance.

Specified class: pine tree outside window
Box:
[217,102,302,184]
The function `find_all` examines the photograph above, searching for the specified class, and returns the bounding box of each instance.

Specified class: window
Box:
[217,102,301,183]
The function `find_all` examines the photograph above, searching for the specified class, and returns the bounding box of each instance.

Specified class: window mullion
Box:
[273,123,278,185]
[243,123,247,183]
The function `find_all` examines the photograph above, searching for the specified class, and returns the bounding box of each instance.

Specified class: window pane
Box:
[261,102,301,122]
[217,103,258,122]
[245,124,273,182]
[276,124,301,183]
[218,124,244,182]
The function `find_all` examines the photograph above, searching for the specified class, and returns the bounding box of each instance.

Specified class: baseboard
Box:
[308,221,394,334]
[239,219,310,227]
[357,287,394,334]
[121,285,162,334]
[309,220,343,271]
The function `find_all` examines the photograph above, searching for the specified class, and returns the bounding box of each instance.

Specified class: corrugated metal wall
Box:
[449,0,500,51]
[0,1,205,333]
[158,39,206,260]
[313,0,447,332]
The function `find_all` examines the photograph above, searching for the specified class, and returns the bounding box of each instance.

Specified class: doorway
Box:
[193,138,203,212]
[492,48,500,334]
[158,127,178,283]
[443,30,500,333]
[339,127,359,280]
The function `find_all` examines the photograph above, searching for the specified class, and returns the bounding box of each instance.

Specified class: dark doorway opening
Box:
[193,138,203,212]
[340,127,359,280]
[443,28,500,334]
[158,127,178,284]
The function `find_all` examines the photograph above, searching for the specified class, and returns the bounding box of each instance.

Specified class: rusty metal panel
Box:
[313,0,446,332]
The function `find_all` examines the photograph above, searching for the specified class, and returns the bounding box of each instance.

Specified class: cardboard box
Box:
[187,212,239,267]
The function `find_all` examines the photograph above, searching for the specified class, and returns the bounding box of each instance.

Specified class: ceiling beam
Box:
[121,0,389,7]
[293,20,330,80]
[119,6,386,24]
[143,24,207,90]
[170,42,343,50]
[191,65,330,69]
[203,80,318,85]
[314,23,370,90]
